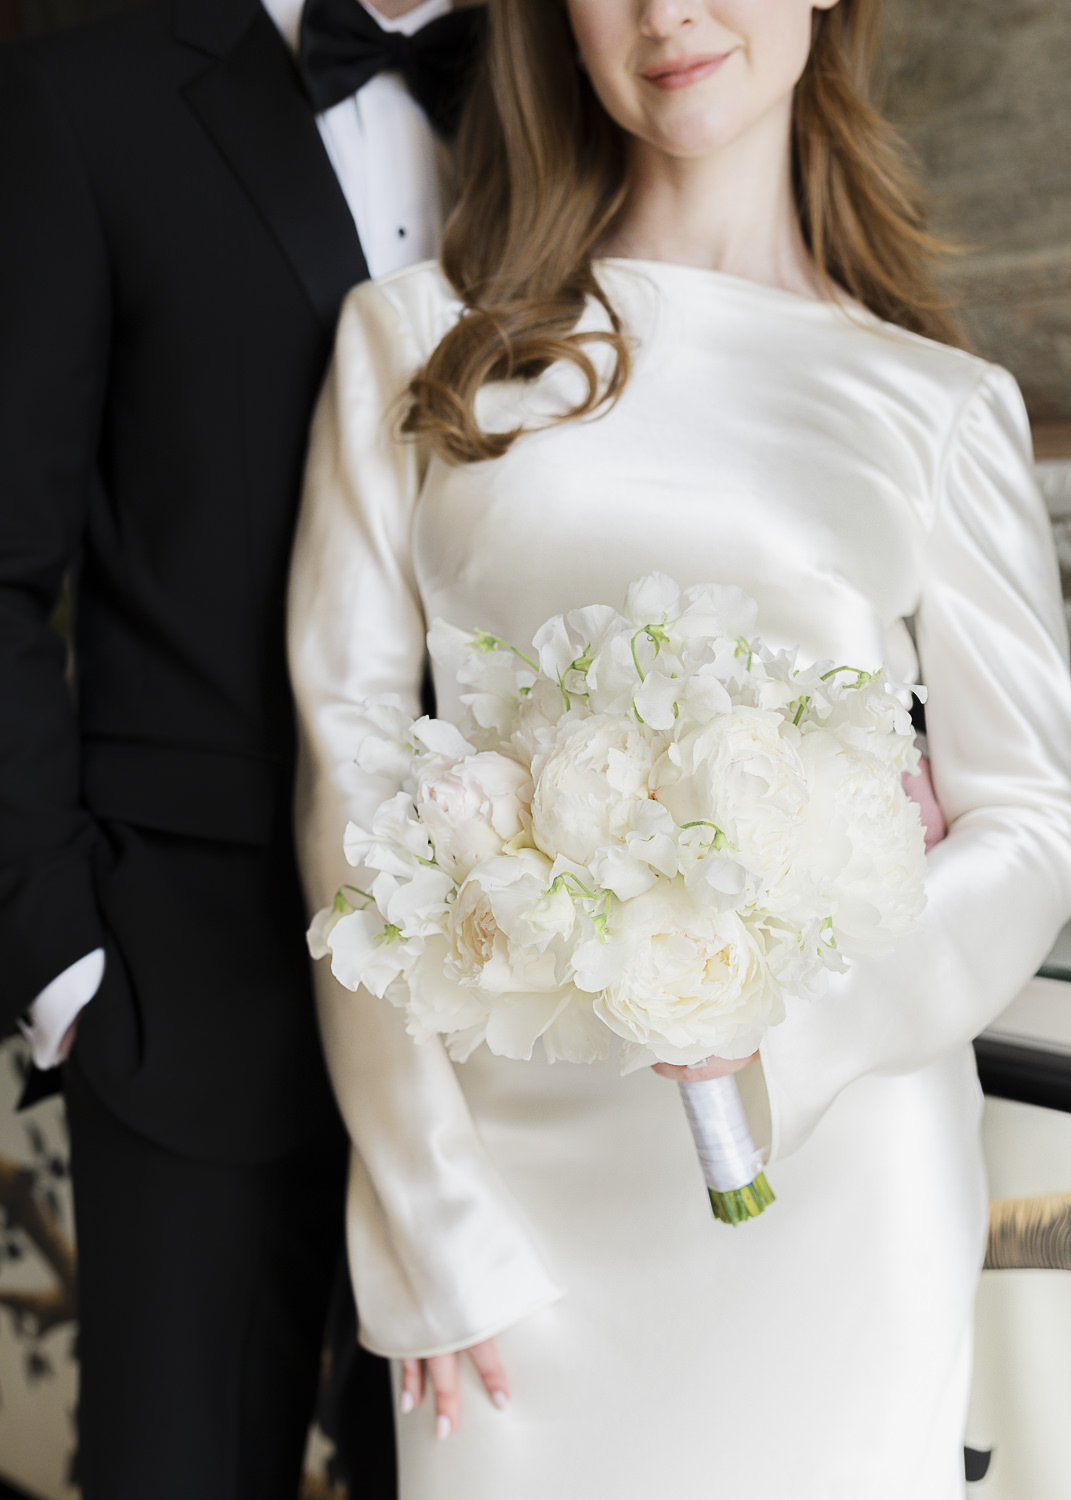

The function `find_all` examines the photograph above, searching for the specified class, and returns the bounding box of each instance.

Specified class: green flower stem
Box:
[820,664,877,688]
[630,628,647,683]
[471,629,538,672]
[707,1172,776,1225]
[335,884,374,913]
[680,819,733,852]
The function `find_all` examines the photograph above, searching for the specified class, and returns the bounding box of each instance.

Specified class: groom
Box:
[0,0,482,1494]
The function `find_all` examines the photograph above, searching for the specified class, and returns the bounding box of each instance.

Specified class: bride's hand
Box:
[902,752,946,851]
[651,1052,758,1083]
[400,1336,509,1439]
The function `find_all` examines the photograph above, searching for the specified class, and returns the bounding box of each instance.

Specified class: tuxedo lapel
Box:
[179,2,369,329]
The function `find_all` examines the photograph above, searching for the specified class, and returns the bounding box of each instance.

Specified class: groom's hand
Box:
[400,1335,510,1438]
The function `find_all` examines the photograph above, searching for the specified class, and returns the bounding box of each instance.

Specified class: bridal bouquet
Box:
[310,575,927,1223]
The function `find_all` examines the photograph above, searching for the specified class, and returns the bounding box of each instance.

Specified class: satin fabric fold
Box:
[288,257,1071,1497]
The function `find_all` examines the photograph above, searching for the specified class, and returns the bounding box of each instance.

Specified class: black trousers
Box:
[64,1058,395,1500]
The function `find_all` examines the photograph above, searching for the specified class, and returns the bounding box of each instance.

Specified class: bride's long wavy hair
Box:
[404,0,960,465]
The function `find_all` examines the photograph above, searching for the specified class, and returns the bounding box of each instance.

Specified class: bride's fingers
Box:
[425,1352,461,1439]
[466,1336,510,1410]
[652,1051,758,1082]
[399,1358,424,1415]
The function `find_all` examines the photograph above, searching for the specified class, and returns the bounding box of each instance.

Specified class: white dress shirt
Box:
[22,0,450,1069]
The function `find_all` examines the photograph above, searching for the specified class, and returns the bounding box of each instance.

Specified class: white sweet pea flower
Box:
[510,675,568,765]
[590,844,659,901]
[520,880,579,941]
[410,715,474,760]
[531,603,620,701]
[633,668,682,731]
[354,696,424,782]
[591,799,679,898]
[530,714,660,867]
[583,628,647,716]
[343,791,434,877]
[427,618,537,747]
[415,751,532,881]
[306,891,357,959]
[326,906,421,997]
[673,584,757,647]
[624,572,681,626]
[426,619,473,678]
[370,865,454,939]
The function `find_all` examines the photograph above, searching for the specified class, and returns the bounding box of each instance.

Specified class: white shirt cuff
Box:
[20,949,106,1070]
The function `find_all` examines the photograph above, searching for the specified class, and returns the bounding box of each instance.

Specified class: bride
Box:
[288,1,1071,1495]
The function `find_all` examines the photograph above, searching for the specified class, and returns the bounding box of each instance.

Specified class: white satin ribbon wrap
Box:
[678,1075,765,1193]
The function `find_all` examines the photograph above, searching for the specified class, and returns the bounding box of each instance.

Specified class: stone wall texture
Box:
[880,0,1071,439]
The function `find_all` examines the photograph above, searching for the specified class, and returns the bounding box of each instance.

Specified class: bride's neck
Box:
[600,103,821,299]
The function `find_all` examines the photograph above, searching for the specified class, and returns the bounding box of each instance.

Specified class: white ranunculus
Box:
[529,714,660,867]
[415,751,532,881]
[570,884,783,1065]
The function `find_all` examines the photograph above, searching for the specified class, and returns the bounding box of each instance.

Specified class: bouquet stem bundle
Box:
[678,1075,775,1224]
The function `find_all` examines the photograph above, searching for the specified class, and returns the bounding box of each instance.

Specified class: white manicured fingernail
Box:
[491,1390,509,1411]
[400,1390,415,1415]
[436,1414,452,1440]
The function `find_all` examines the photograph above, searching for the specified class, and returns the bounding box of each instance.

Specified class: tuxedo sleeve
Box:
[288,279,562,1359]
[0,45,110,1029]
[758,365,1071,1161]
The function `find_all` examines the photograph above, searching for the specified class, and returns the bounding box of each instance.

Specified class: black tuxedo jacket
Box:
[0,0,374,1160]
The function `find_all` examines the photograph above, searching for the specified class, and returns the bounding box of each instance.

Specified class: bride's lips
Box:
[640,53,732,91]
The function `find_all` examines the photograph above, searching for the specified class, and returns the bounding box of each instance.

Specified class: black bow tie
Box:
[298,1,486,138]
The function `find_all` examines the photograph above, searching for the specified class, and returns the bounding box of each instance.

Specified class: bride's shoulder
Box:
[335,261,464,365]
[842,308,1028,442]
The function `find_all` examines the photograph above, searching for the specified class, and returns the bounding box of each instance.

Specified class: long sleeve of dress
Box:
[760,366,1071,1162]
[287,280,562,1359]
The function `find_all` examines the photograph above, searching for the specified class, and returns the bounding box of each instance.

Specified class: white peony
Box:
[795,727,927,958]
[529,714,660,867]
[415,751,532,881]
[651,707,809,910]
[446,852,563,994]
[390,933,489,1046]
[570,884,784,1067]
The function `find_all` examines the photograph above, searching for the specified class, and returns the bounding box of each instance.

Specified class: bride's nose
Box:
[638,0,701,41]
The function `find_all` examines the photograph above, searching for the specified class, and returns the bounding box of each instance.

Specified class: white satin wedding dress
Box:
[288,259,1071,1500]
